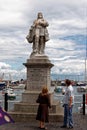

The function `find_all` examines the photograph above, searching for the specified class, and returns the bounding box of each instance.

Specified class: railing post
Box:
[4,92,8,111]
[83,94,85,115]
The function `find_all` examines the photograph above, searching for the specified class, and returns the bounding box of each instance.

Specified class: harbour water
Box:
[0,89,25,111]
[51,86,85,113]
[0,86,86,113]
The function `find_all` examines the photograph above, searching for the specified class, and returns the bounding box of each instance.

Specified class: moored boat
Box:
[7,88,16,100]
[11,83,25,89]
[77,86,87,92]
[54,86,62,93]
[0,82,6,90]
[2,88,16,100]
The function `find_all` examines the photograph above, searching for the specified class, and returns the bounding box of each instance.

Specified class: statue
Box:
[26,12,49,56]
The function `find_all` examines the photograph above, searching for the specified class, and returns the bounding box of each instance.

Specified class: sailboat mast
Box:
[85,21,87,84]
[85,55,87,84]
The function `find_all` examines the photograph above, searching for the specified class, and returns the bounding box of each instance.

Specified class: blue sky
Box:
[0,0,87,81]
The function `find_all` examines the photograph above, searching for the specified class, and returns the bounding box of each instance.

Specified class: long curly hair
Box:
[42,86,48,94]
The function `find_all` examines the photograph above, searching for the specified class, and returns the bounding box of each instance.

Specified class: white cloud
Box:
[52,59,85,75]
[0,62,11,69]
[0,62,26,80]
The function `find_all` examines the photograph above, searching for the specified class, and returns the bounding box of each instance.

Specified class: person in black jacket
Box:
[36,86,51,129]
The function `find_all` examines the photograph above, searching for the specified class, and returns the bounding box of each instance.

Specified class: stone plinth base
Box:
[24,55,53,92]
[11,101,63,114]
[9,112,63,122]
[22,91,54,104]
[9,101,63,122]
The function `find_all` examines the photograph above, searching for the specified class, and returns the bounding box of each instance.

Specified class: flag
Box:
[0,106,14,125]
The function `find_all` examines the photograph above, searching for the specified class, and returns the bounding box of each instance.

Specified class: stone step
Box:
[21,91,54,104]
[9,112,63,122]
[13,102,63,114]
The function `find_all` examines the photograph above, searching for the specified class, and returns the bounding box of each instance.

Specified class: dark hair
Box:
[65,79,71,86]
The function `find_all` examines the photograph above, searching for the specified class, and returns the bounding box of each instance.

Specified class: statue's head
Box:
[37,12,43,19]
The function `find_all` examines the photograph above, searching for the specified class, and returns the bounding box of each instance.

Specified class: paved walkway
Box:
[0,113,87,130]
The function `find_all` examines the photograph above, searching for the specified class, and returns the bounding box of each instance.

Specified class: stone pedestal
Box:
[22,55,53,104]
[24,55,53,91]
[9,55,63,122]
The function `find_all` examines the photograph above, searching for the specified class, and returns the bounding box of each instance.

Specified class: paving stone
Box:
[0,113,87,130]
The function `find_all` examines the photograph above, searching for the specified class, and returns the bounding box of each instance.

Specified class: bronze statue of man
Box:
[26,12,49,56]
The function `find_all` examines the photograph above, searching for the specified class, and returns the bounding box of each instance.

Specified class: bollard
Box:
[83,94,85,115]
[4,92,8,111]
[86,94,87,105]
